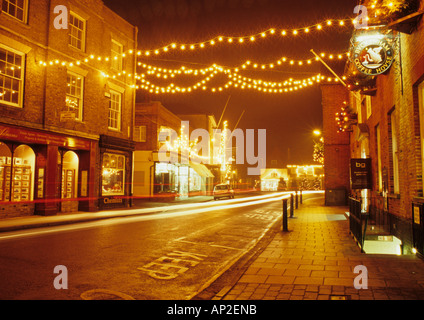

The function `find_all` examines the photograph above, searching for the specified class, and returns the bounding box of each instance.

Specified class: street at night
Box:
[2,0,424,311]
[0,192,293,300]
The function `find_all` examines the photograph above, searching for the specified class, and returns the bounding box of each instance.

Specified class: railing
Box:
[348,197,369,252]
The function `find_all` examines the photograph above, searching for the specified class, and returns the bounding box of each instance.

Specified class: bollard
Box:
[300,190,302,204]
[282,198,288,232]
[295,191,299,209]
[290,193,294,218]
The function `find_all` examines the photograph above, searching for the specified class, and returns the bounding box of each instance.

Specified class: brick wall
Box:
[321,83,351,205]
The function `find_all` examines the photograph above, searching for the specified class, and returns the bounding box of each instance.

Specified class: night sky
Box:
[103,0,358,167]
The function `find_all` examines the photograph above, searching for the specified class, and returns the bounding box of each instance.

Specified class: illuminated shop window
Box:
[0,142,35,202]
[60,151,79,199]
[0,45,24,107]
[102,153,125,196]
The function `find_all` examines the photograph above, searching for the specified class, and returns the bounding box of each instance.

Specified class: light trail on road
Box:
[0,191,323,241]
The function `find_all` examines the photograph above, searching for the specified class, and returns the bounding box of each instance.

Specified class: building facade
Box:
[133,102,214,200]
[0,0,137,217]
[324,0,424,254]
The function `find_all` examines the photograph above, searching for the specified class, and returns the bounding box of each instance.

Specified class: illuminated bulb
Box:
[261,32,266,37]
[281,30,287,36]
[210,40,215,45]
[327,20,332,25]
[305,28,309,33]
[339,20,345,26]
[228,38,233,43]
[239,38,244,43]
[250,36,255,41]
[293,30,298,35]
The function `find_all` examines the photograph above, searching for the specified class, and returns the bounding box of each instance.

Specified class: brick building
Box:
[133,102,214,200]
[0,0,137,217]
[322,0,424,255]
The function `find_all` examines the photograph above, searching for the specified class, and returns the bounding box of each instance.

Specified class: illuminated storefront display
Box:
[0,143,35,202]
[102,153,126,196]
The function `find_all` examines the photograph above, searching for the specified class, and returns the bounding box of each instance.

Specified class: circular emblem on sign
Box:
[353,37,394,76]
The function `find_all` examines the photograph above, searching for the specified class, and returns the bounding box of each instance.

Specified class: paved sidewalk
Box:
[217,197,424,300]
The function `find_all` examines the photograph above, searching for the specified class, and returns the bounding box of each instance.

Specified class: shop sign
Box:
[350,158,372,189]
[103,197,123,204]
[353,36,394,76]
[0,124,91,150]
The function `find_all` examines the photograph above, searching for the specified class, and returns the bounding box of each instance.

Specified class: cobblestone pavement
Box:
[216,196,424,300]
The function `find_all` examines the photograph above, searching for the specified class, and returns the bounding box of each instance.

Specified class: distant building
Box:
[133,102,214,200]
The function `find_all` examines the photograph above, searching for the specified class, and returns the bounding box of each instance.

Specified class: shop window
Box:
[0,143,35,202]
[2,0,28,23]
[61,151,78,199]
[0,45,24,108]
[102,153,125,195]
[189,168,201,192]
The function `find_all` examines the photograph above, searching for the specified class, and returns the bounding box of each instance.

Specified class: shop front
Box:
[0,123,97,217]
[152,158,214,200]
[99,135,135,210]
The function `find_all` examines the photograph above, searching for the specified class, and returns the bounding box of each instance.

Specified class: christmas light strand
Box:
[139,18,353,57]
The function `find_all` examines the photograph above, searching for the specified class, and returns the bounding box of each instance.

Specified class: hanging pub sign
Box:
[350,158,372,189]
[352,35,395,76]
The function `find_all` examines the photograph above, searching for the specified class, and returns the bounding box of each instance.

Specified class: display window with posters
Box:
[102,153,125,196]
[0,142,35,202]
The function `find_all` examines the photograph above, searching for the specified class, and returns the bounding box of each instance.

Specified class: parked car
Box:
[213,184,234,200]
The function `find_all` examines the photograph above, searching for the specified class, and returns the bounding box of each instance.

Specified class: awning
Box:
[189,161,214,178]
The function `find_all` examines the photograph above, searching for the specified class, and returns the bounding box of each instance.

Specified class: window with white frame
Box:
[108,90,121,131]
[0,45,24,107]
[111,40,123,72]
[69,12,86,51]
[365,96,372,119]
[134,126,147,142]
[390,108,400,194]
[2,0,28,22]
[376,124,382,191]
[66,72,83,120]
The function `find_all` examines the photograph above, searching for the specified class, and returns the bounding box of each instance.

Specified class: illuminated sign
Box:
[350,158,372,189]
[353,37,394,76]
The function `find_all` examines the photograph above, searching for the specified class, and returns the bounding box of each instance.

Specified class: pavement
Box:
[210,196,424,300]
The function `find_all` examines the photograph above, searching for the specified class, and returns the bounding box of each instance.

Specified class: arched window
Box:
[0,144,36,202]
[0,142,12,201]
[61,151,79,199]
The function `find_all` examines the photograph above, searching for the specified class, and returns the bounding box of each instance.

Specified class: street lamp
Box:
[313,130,321,136]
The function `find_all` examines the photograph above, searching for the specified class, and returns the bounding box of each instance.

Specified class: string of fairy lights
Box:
[34,16,360,95]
